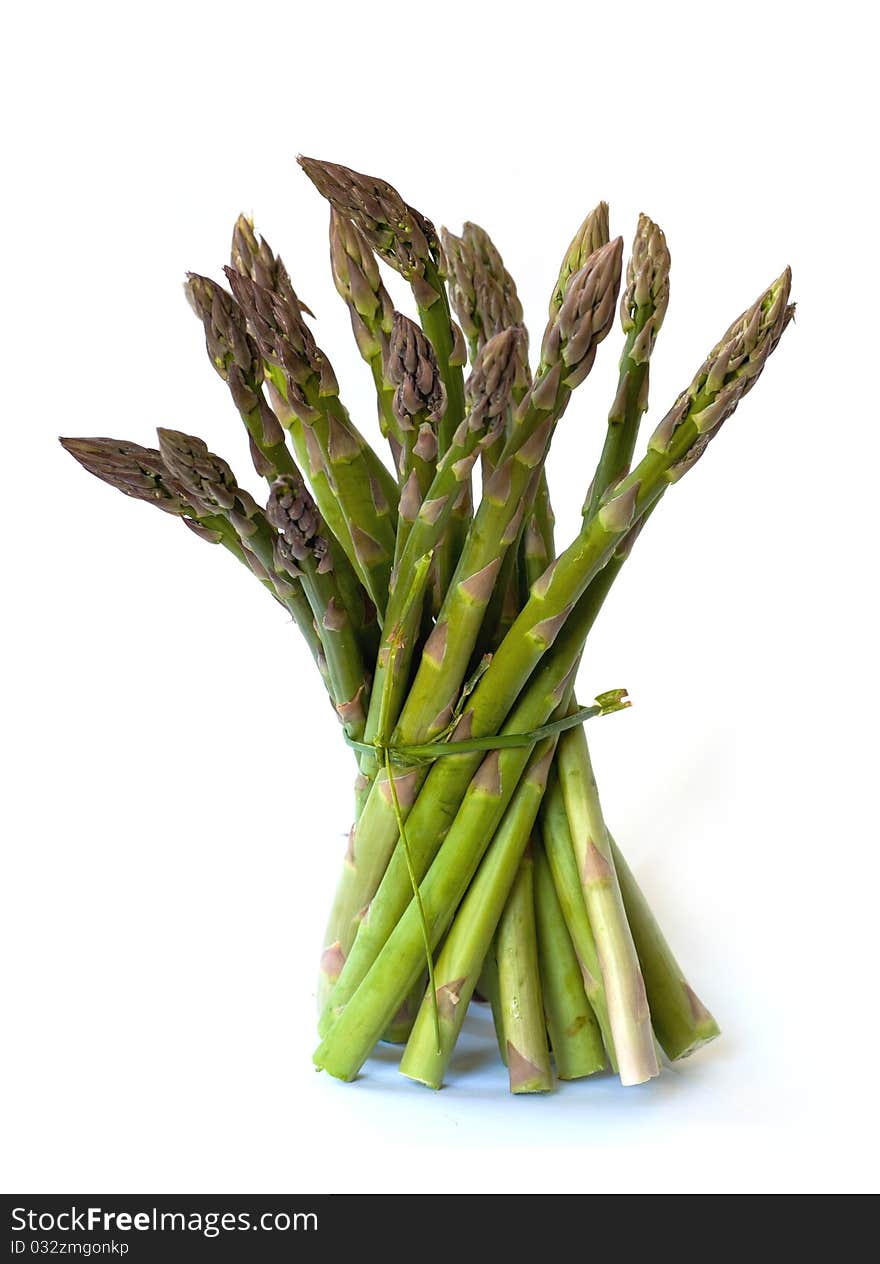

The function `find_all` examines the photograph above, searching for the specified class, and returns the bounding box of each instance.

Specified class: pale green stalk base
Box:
[399,748,554,1089]
[496,847,553,1094]
[558,726,659,1086]
[539,770,616,1068]
[478,942,508,1067]
[534,838,606,1079]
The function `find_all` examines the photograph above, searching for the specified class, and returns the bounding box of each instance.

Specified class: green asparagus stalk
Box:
[184,273,297,483]
[557,724,658,1084]
[316,269,792,1072]
[583,214,671,519]
[266,475,369,739]
[610,836,721,1059]
[59,436,327,677]
[297,156,472,604]
[327,209,400,454]
[533,836,606,1080]
[496,844,553,1093]
[482,932,519,1067]
[441,221,530,460]
[491,194,610,627]
[226,223,371,596]
[224,265,399,616]
[228,220,376,648]
[442,219,535,639]
[384,311,445,559]
[399,739,558,1088]
[521,509,552,591]
[540,766,615,1063]
[477,942,507,1065]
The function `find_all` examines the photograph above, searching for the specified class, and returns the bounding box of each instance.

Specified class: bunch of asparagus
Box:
[62,158,793,1092]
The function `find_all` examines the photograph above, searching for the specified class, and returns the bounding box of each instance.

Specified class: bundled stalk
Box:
[62,156,793,1093]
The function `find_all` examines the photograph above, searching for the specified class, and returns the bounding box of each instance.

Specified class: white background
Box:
[2,0,877,1195]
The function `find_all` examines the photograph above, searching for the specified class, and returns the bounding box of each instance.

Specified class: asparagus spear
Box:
[384,311,445,559]
[442,218,533,606]
[496,844,553,1093]
[266,475,369,740]
[441,221,528,381]
[475,200,606,632]
[224,266,399,615]
[316,269,793,1074]
[327,209,399,452]
[297,156,467,456]
[61,435,209,520]
[466,205,610,649]
[350,314,447,765]
[58,437,326,674]
[59,434,247,558]
[227,222,377,662]
[223,252,398,523]
[533,836,606,1080]
[442,219,534,632]
[583,214,671,519]
[478,941,508,1066]
[540,765,615,1063]
[301,156,473,611]
[558,724,659,1084]
[184,273,297,482]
